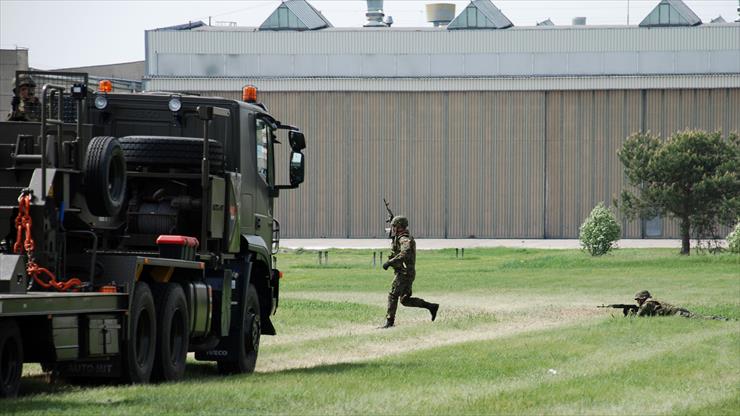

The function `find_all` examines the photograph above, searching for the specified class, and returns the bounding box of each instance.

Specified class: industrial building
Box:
[146,1,740,238]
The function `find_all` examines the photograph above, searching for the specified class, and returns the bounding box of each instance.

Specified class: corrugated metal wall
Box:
[147,25,739,57]
[211,88,739,238]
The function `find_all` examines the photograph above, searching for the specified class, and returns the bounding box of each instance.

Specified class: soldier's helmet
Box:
[391,215,408,228]
[634,290,651,300]
[14,74,36,89]
[12,74,36,95]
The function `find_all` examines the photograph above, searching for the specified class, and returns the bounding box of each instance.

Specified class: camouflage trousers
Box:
[386,272,431,321]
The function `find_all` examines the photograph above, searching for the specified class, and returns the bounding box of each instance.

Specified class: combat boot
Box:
[428,303,439,321]
[379,318,394,329]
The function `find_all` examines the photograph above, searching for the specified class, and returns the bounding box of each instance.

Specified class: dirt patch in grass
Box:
[259,291,605,373]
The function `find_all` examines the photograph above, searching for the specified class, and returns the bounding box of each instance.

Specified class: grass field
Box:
[6,248,740,415]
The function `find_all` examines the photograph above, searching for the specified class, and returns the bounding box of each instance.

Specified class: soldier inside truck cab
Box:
[7,73,40,122]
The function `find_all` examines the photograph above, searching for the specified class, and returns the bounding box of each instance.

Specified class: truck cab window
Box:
[256,118,269,183]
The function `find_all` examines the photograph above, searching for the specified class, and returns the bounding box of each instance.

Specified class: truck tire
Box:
[217,284,260,374]
[122,282,156,384]
[152,283,189,382]
[0,319,23,398]
[119,136,224,172]
[84,136,127,217]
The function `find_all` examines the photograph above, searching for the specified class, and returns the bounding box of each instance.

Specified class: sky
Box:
[1,0,738,69]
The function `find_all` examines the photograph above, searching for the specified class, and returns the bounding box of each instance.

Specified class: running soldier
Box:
[380,215,439,328]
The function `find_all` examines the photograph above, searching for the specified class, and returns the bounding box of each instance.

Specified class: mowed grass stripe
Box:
[287,320,739,415]
[421,323,738,415]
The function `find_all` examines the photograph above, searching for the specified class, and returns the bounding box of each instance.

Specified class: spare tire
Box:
[84,136,127,217]
[120,136,224,172]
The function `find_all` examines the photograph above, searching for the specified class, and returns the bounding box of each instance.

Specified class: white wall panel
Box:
[362,54,397,76]
[157,54,190,76]
[259,55,294,76]
[674,51,710,74]
[534,53,568,75]
[498,53,533,76]
[191,54,225,76]
[225,54,259,76]
[464,54,498,76]
[710,50,740,73]
[429,54,461,76]
[396,55,431,77]
[294,55,329,76]
[568,53,603,75]
[602,52,639,75]
[639,51,674,74]
[327,55,363,76]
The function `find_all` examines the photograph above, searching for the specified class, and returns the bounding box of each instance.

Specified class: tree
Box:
[618,130,740,255]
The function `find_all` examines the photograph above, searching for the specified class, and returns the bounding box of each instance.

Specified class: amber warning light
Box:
[98,79,112,93]
[243,85,257,103]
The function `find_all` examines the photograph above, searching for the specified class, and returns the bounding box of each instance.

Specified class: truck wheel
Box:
[84,136,127,217]
[0,319,23,398]
[217,284,260,374]
[119,136,224,172]
[152,283,189,382]
[122,282,156,384]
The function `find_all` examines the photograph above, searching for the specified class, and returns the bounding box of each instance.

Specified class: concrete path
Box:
[280,239,715,250]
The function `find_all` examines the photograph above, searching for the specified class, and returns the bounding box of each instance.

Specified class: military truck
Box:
[0,71,306,397]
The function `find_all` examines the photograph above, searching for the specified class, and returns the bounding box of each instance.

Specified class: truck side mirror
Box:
[289,151,305,186]
[288,130,305,151]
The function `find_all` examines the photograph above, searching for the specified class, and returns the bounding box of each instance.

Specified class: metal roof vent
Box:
[447,0,513,30]
[639,0,701,27]
[710,16,726,23]
[259,0,333,31]
[536,18,554,26]
[426,3,456,27]
[365,0,389,27]
[572,17,586,25]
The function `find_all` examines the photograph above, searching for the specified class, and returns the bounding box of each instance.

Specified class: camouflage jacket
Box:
[635,298,691,317]
[387,230,415,276]
[7,98,40,122]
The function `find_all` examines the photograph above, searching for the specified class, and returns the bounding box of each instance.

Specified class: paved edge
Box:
[281,239,726,250]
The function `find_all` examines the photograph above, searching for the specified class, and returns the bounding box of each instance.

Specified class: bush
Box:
[727,222,740,253]
[579,202,621,256]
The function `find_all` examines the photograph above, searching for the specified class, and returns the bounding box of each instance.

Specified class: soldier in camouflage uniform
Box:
[380,215,439,328]
[7,74,40,122]
[631,290,695,317]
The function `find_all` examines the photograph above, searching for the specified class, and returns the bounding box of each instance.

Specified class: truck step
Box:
[0,186,26,205]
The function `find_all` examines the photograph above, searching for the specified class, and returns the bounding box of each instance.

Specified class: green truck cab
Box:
[0,72,306,397]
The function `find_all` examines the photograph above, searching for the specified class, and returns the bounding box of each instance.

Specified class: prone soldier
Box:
[601,290,728,320]
[631,290,694,317]
[380,215,439,328]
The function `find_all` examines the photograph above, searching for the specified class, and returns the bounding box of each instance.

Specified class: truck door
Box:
[252,116,275,250]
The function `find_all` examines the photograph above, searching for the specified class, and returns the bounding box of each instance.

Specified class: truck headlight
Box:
[168,97,182,112]
[94,95,108,110]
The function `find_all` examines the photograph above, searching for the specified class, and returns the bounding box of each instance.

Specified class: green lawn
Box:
[6,248,740,415]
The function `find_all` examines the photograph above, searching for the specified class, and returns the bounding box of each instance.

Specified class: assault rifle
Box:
[383,198,394,239]
[598,304,639,316]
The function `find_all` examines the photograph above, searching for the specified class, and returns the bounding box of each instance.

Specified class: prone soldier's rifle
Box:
[383,198,394,239]
[598,304,639,316]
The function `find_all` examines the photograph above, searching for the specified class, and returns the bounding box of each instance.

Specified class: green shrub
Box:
[727,222,740,253]
[579,202,621,256]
